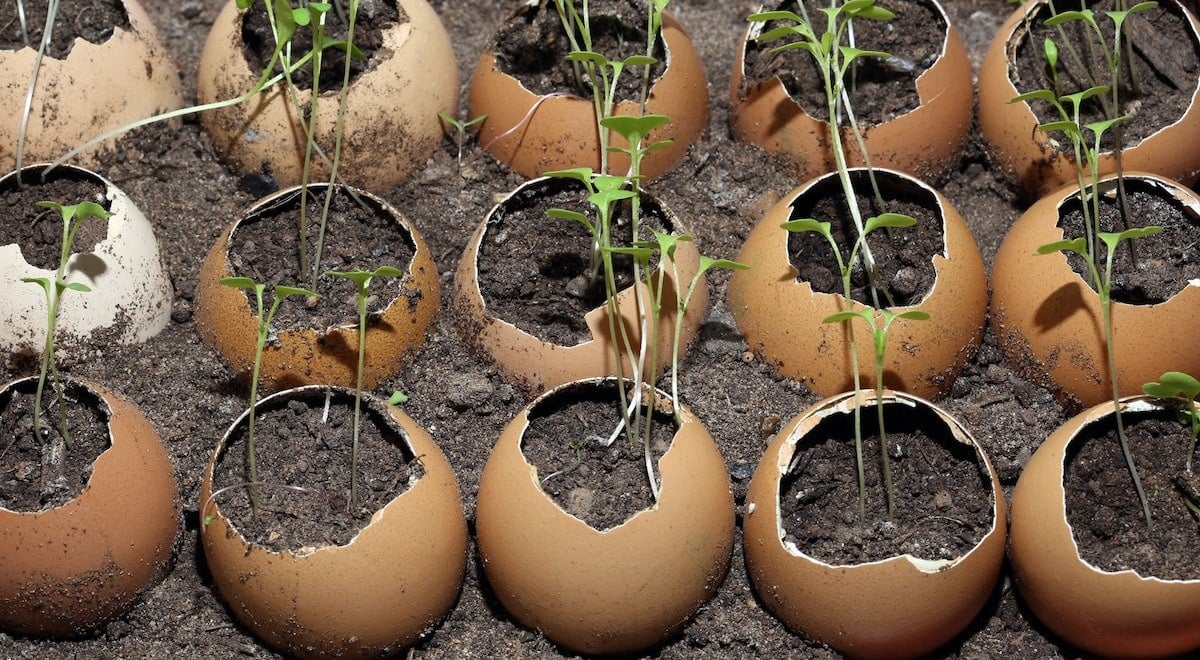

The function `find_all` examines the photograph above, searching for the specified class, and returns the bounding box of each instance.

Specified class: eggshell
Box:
[0,0,183,170]
[726,168,987,399]
[729,0,972,184]
[474,378,735,655]
[454,177,708,395]
[743,390,1006,659]
[979,0,1200,195]
[199,385,468,657]
[1010,396,1200,657]
[467,3,708,181]
[0,164,173,356]
[194,184,439,391]
[990,172,1200,408]
[196,0,458,192]
[0,377,179,637]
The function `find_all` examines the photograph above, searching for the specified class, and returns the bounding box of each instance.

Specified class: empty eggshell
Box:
[467,1,708,181]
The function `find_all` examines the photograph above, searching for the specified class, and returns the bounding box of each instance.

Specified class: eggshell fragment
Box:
[475,378,735,655]
[727,168,986,399]
[467,3,708,181]
[1010,396,1200,658]
[0,377,179,638]
[743,390,1006,659]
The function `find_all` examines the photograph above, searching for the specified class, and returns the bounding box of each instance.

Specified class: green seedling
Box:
[219,276,318,515]
[1038,225,1162,525]
[326,265,403,509]
[388,390,410,405]
[437,112,488,167]
[1143,372,1200,472]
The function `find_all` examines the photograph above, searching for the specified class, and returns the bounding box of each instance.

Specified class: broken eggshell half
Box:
[729,0,972,184]
[742,390,1006,659]
[196,0,458,191]
[1010,395,1200,658]
[0,0,183,170]
[467,0,708,181]
[199,385,468,657]
[0,377,179,638]
[726,167,987,400]
[474,378,735,655]
[0,164,173,357]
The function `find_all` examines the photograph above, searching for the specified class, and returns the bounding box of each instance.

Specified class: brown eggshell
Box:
[0,377,179,637]
[467,6,708,181]
[194,184,440,392]
[454,177,708,395]
[729,0,972,184]
[475,378,735,655]
[979,0,1200,195]
[726,168,987,400]
[196,0,458,192]
[990,172,1200,408]
[199,386,468,657]
[1010,396,1200,657]
[743,390,1007,659]
[0,0,183,170]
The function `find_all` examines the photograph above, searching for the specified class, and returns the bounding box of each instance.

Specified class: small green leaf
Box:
[699,256,748,273]
[20,276,51,296]
[600,114,671,143]
[1037,238,1088,256]
[823,309,869,325]
[747,10,803,23]
[1044,9,1095,27]
[1009,89,1056,105]
[780,219,831,236]
[219,276,258,289]
[622,55,657,67]
[566,50,608,67]
[894,310,930,321]
[1144,372,1200,399]
[1043,38,1058,68]
[865,212,916,234]
[388,391,410,405]
[276,285,319,299]
[63,282,91,293]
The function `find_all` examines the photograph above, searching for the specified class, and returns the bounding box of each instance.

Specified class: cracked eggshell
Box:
[454,177,707,395]
[979,0,1200,195]
[199,386,468,657]
[990,172,1200,408]
[1010,396,1200,657]
[729,0,971,183]
[0,377,179,638]
[194,184,439,392]
[475,378,735,655]
[196,0,457,192]
[726,168,986,400]
[0,165,173,356]
[467,3,708,181]
[743,390,1006,659]
[0,0,183,170]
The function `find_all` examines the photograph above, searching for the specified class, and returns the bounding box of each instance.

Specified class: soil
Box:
[0,0,1187,657]
[1012,0,1198,153]
[0,0,129,57]
[740,0,943,125]
[0,170,109,270]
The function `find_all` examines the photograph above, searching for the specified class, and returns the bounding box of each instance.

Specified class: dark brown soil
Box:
[780,396,993,563]
[1011,0,1198,152]
[521,380,672,530]
[785,169,942,307]
[208,387,421,552]
[0,0,129,57]
[0,378,109,511]
[0,169,109,270]
[241,0,404,92]
[740,0,943,126]
[1065,406,1200,580]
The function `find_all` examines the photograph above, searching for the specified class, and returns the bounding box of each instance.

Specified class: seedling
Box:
[1143,372,1200,473]
[437,111,488,168]
[218,276,318,515]
[326,265,402,508]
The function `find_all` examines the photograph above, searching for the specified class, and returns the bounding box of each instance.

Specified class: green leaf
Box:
[823,309,868,325]
[546,208,591,224]
[543,167,596,185]
[1144,372,1200,399]
[600,114,671,143]
[276,285,319,299]
[1044,9,1095,27]
[388,391,410,405]
[588,189,637,210]
[780,219,831,236]
[699,256,748,273]
[622,55,657,67]
[566,50,609,67]
[20,276,51,296]
[894,310,930,321]
[1037,238,1087,256]
[865,212,916,233]
[1043,38,1058,69]
[854,5,895,20]
[747,10,803,23]
[292,7,310,26]
[219,276,258,290]
[236,0,256,9]
[63,282,91,293]
[1009,89,1056,105]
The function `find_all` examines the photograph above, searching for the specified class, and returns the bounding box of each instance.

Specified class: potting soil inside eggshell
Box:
[1012,0,1196,151]
[240,0,404,92]
[0,0,130,57]
[226,186,418,331]
[786,171,942,306]
[1064,409,1200,580]
[521,382,673,530]
[211,389,423,552]
[476,178,669,346]
[780,401,993,563]
[0,380,110,511]
[0,171,109,270]
[1057,181,1200,304]
[493,0,665,100]
[740,0,940,125]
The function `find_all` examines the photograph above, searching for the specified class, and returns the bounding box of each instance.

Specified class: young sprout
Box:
[1143,372,1200,473]
[437,111,488,168]
[326,265,402,508]
[219,276,318,515]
